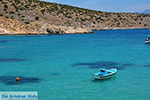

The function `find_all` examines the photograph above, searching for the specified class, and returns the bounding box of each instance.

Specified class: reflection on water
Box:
[0,40,9,43]
[72,61,134,70]
[143,64,150,67]
[92,76,116,83]
[0,58,29,62]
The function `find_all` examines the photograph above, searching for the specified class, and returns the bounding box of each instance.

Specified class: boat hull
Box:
[145,41,150,44]
[94,73,115,80]
[93,68,117,80]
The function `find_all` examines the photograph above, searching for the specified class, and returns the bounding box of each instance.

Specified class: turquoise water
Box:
[0,29,150,100]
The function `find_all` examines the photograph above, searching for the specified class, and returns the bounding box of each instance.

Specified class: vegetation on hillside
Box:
[0,0,150,34]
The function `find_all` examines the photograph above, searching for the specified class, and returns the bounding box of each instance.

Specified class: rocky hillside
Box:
[0,0,150,34]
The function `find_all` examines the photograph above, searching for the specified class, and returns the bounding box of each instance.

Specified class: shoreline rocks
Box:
[0,27,149,35]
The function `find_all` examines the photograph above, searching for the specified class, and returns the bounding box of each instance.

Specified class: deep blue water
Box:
[0,29,150,100]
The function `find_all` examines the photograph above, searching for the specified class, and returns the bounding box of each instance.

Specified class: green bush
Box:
[0,14,3,16]
[41,9,45,15]
[35,16,39,20]
[3,4,8,9]
[144,24,147,26]
[9,11,15,14]
[25,22,30,24]
[5,16,9,18]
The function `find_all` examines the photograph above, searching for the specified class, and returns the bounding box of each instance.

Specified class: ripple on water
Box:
[121,63,135,67]
[143,64,150,67]
[0,76,41,85]
[0,58,29,62]
[52,73,59,76]
[72,61,134,70]
[0,40,9,43]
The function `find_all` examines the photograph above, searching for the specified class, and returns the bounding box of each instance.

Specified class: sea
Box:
[0,29,150,100]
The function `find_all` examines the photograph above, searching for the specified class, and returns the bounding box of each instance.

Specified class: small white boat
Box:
[145,40,150,44]
[145,35,150,44]
[93,68,117,80]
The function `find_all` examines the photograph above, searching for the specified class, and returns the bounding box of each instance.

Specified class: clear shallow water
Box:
[0,29,150,100]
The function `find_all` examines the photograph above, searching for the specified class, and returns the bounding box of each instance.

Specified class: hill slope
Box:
[0,0,150,34]
[142,9,150,14]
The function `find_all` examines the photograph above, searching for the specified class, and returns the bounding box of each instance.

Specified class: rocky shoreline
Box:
[0,26,93,35]
[0,27,149,35]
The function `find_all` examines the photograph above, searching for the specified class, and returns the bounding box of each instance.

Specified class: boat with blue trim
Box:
[145,35,150,44]
[93,68,117,80]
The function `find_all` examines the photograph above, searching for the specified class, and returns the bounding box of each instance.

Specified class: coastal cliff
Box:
[0,0,150,35]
